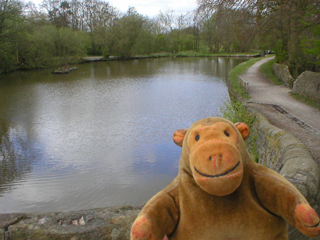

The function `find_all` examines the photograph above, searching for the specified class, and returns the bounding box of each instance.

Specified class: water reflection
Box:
[0,57,248,213]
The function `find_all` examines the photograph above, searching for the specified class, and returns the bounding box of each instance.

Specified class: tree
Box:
[41,0,72,28]
[157,9,175,33]
[301,24,320,72]
[201,14,221,52]
[81,0,117,55]
[108,8,150,57]
[154,10,199,53]
[197,2,257,53]
[197,0,320,75]
[0,0,24,73]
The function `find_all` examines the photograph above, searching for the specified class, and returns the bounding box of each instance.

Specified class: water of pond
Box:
[0,57,248,213]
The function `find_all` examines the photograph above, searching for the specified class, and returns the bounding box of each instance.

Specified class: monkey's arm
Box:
[131,178,180,240]
[252,164,320,238]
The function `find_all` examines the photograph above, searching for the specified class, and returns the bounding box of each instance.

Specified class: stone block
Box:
[273,63,294,87]
[292,71,320,101]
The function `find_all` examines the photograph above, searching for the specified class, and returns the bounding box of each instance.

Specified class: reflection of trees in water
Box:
[0,122,34,195]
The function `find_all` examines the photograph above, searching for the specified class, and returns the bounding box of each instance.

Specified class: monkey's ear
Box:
[173,129,188,147]
[235,122,250,140]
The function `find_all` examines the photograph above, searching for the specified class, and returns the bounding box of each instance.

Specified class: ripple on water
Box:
[0,57,248,213]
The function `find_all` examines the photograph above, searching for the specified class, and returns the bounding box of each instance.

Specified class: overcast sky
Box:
[107,0,198,17]
[29,0,198,17]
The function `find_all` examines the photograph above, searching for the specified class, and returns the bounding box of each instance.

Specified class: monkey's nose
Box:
[209,154,223,172]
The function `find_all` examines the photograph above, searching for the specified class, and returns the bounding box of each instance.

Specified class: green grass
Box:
[290,93,320,110]
[220,99,256,126]
[149,52,174,58]
[259,57,282,85]
[228,57,265,99]
[175,50,260,57]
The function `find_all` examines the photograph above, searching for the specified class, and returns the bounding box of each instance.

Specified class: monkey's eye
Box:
[224,131,230,137]
[195,134,200,141]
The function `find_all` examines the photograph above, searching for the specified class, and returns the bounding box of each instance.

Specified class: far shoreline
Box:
[0,52,263,76]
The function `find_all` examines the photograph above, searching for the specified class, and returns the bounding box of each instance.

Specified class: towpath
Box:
[241,57,320,167]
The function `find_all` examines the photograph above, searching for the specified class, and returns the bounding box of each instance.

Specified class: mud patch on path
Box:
[248,101,314,132]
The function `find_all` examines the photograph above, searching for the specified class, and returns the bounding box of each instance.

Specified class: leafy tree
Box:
[0,0,24,73]
[301,24,320,72]
[108,8,149,57]
[154,10,199,53]
[201,14,221,52]
[153,34,167,52]
[82,0,117,55]
[197,0,320,75]
[17,25,56,69]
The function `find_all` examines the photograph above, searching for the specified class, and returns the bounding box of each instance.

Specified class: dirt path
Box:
[241,57,320,167]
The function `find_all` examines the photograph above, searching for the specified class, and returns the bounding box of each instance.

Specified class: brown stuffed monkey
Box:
[130,117,320,240]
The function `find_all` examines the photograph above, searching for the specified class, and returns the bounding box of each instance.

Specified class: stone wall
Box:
[292,71,320,101]
[248,108,320,240]
[248,108,320,206]
[273,63,320,100]
[0,206,140,240]
[273,63,295,87]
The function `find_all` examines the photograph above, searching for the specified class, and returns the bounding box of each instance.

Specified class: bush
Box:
[219,98,255,127]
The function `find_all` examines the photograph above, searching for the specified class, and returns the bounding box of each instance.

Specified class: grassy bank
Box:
[291,93,320,110]
[228,57,265,99]
[137,51,261,58]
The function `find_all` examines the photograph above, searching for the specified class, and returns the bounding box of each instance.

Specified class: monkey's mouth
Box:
[194,161,240,178]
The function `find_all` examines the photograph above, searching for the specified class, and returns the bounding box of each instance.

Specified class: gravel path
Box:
[241,57,320,167]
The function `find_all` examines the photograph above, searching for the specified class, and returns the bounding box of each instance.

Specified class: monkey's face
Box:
[187,122,244,196]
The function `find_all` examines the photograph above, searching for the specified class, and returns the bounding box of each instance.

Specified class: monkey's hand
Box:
[294,203,320,238]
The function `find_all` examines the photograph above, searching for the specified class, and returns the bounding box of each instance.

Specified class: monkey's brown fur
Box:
[131,117,320,240]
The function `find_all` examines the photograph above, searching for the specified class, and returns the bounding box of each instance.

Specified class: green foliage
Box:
[274,40,288,63]
[290,93,320,111]
[154,34,167,52]
[0,42,17,74]
[200,8,256,54]
[197,0,320,74]
[220,99,255,127]
[219,98,258,162]
[133,28,155,55]
[0,0,24,73]
[301,24,320,70]
[56,27,89,56]
[16,25,89,69]
[17,25,55,69]
[108,13,148,57]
